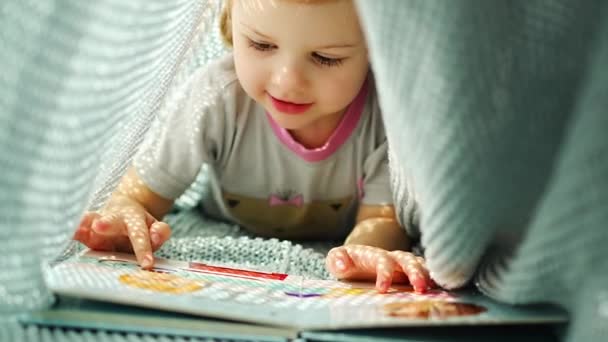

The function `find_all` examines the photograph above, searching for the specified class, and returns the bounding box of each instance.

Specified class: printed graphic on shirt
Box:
[222,190,354,239]
[268,190,304,208]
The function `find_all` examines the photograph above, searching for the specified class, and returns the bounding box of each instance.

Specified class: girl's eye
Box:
[248,39,275,52]
[312,53,344,67]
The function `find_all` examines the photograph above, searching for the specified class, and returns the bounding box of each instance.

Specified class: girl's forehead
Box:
[234,0,362,45]
[236,0,341,5]
[234,0,357,25]
[235,0,346,12]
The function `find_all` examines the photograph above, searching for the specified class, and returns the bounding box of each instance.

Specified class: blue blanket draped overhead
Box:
[356,1,608,340]
[0,1,606,341]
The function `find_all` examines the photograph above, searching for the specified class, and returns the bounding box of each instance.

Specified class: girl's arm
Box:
[114,167,174,220]
[344,204,410,251]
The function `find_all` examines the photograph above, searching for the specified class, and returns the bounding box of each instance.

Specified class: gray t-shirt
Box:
[135,54,392,240]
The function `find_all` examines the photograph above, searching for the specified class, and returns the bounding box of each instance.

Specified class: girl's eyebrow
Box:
[317,42,361,50]
[239,21,274,40]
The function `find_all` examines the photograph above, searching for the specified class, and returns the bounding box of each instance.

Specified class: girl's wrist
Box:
[345,217,410,251]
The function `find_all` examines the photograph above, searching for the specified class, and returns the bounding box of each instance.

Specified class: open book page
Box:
[43,250,568,330]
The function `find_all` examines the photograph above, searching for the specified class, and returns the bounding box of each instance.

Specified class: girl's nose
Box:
[271,60,307,93]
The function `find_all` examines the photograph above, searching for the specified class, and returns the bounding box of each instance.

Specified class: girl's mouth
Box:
[268,94,313,115]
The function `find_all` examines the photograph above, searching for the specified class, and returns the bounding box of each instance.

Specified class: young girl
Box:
[74,0,432,293]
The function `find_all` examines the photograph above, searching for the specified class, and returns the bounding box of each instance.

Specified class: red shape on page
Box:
[187,262,288,281]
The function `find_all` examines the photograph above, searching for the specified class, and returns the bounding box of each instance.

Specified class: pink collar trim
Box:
[267,80,368,162]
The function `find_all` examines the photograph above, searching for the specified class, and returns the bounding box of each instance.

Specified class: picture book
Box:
[40,249,568,332]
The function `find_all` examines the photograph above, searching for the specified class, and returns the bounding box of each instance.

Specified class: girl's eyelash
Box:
[247,38,344,67]
[248,39,275,52]
[312,53,343,67]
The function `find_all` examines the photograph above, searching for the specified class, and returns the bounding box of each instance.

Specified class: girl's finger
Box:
[91,213,126,236]
[123,211,154,269]
[73,212,101,244]
[375,255,395,293]
[72,226,91,244]
[326,247,355,278]
[149,221,172,251]
[87,230,118,251]
[78,212,100,231]
[391,251,428,293]
[415,256,437,288]
[341,245,384,274]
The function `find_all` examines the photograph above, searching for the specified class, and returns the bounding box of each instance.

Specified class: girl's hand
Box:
[326,244,434,293]
[72,194,172,269]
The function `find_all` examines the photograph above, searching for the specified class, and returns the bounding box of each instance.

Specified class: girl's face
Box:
[231,0,369,132]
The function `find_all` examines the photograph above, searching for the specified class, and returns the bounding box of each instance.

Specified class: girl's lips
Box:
[268,94,313,115]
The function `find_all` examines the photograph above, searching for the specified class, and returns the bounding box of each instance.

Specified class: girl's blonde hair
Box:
[219,0,234,46]
[219,0,338,47]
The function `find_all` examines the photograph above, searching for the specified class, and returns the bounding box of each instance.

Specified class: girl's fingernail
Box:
[142,254,153,268]
[413,277,427,293]
[94,219,109,231]
[335,259,346,271]
[376,280,389,292]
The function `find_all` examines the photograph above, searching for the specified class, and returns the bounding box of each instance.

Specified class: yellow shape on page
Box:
[324,288,375,297]
[119,271,207,294]
[324,286,412,298]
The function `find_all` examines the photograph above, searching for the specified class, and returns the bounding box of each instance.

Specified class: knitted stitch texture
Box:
[356,1,608,340]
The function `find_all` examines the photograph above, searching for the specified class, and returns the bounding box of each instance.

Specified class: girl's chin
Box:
[272,119,309,131]
[267,112,311,129]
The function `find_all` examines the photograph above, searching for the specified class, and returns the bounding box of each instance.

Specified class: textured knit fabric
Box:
[1,1,607,342]
[355,1,608,341]
[0,0,215,312]
[0,1,230,341]
[135,54,391,240]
